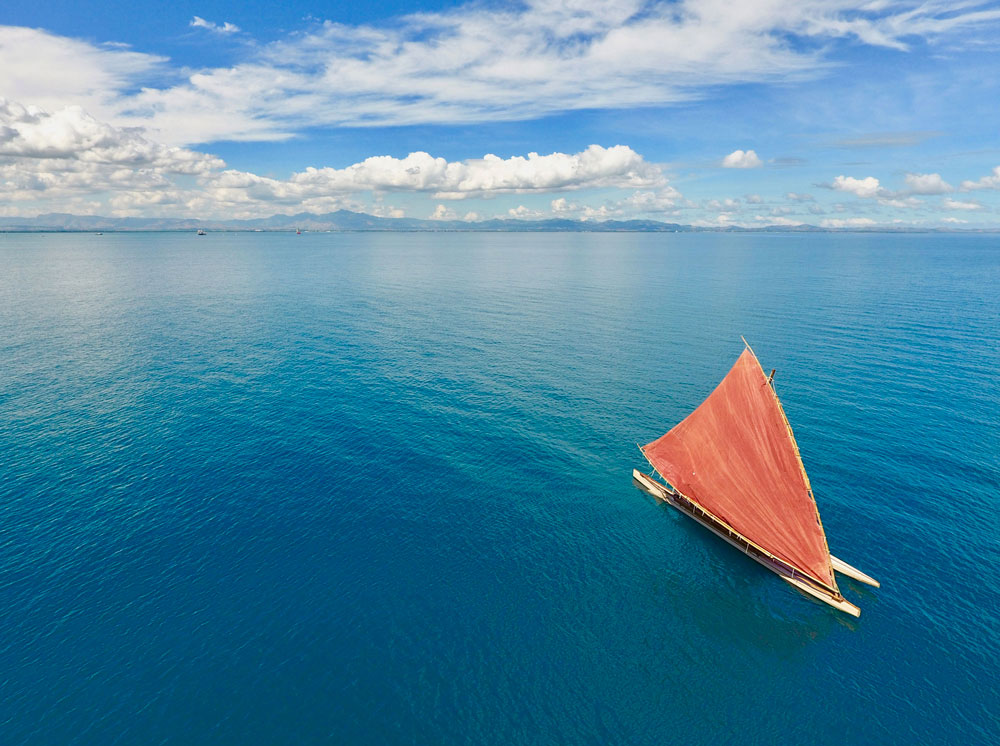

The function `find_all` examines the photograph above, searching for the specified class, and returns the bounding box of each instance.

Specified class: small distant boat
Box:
[96,232,103,235]
[197,229,206,235]
[296,228,302,235]
[633,338,879,616]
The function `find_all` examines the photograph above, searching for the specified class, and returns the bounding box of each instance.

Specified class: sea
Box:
[0,231,997,745]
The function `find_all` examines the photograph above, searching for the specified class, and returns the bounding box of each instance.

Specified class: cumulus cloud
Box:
[830,171,978,208]
[507,205,545,219]
[210,145,663,203]
[706,197,742,210]
[943,198,983,210]
[0,155,181,208]
[0,27,164,121]
[879,196,922,208]
[429,205,481,221]
[821,217,877,228]
[550,197,576,215]
[961,166,1000,190]
[622,187,683,213]
[546,185,685,219]
[369,202,406,219]
[190,16,241,34]
[722,149,762,168]
[756,215,805,226]
[0,99,222,172]
[429,204,456,220]
[6,2,1000,144]
[786,192,815,201]
[904,172,952,194]
[831,175,884,199]
[0,99,231,217]
[0,102,673,218]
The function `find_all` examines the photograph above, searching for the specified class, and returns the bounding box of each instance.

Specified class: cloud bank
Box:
[208,145,664,207]
[0,99,672,218]
[0,99,221,172]
[0,99,995,226]
[904,172,952,195]
[961,166,1000,191]
[4,1,1000,145]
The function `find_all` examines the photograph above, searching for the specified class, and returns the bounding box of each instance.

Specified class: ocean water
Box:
[0,231,997,745]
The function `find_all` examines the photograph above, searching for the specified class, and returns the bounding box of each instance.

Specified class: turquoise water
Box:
[0,231,997,744]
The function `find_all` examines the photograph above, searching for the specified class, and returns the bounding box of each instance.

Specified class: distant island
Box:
[0,210,995,233]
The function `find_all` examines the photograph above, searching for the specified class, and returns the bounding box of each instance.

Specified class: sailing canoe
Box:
[635,340,877,616]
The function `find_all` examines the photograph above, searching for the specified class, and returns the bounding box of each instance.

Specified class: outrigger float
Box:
[634,339,879,616]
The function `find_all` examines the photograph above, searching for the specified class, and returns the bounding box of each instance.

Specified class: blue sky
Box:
[2,1,1000,226]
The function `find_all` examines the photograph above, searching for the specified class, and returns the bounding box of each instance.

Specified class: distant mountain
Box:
[0,210,694,232]
[0,209,985,233]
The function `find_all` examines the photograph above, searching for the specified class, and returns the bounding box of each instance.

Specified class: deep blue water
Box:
[0,231,997,745]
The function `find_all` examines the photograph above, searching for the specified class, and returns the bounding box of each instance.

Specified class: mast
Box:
[739,339,839,595]
[642,342,839,591]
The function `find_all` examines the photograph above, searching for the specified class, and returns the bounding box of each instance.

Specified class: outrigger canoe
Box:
[634,339,879,616]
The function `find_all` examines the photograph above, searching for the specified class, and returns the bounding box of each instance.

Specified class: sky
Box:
[3,0,1000,227]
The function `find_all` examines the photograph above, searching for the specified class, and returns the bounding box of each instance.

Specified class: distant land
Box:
[0,210,995,233]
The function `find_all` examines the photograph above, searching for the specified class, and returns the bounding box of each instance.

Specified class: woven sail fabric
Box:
[643,348,836,589]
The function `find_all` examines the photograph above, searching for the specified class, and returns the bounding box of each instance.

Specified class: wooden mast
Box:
[739,337,840,594]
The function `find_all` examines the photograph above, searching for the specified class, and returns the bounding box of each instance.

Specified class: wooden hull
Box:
[632,469,861,617]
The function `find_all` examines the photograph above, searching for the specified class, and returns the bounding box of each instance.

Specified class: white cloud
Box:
[831,175,884,198]
[369,202,406,219]
[210,145,663,202]
[706,197,742,210]
[0,99,222,172]
[961,166,1000,191]
[622,187,683,213]
[755,215,805,226]
[546,185,685,219]
[6,2,1000,145]
[879,197,922,208]
[0,99,229,217]
[580,204,624,221]
[942,217,967,223]
[786,192,815,201]
[0,26,165,120]
[507,205,545,219]
[943,197,983,210]
[0,104,670,218]
[0,156,187,210]
[722,149,762,169]
[429,204,456,220]
[108,189,187,213]
[821,217,877,227]
[904,172,952,194]
[427,205,481,221]
[550,197,576,215]
[190,17,241,34]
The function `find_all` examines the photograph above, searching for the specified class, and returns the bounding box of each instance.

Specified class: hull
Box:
[632,469,861,617]
[831,555,880,587]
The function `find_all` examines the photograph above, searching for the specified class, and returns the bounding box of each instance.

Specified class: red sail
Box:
[643,347,836,589]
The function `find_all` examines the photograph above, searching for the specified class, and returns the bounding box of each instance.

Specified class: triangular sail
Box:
[642,346,837,590]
